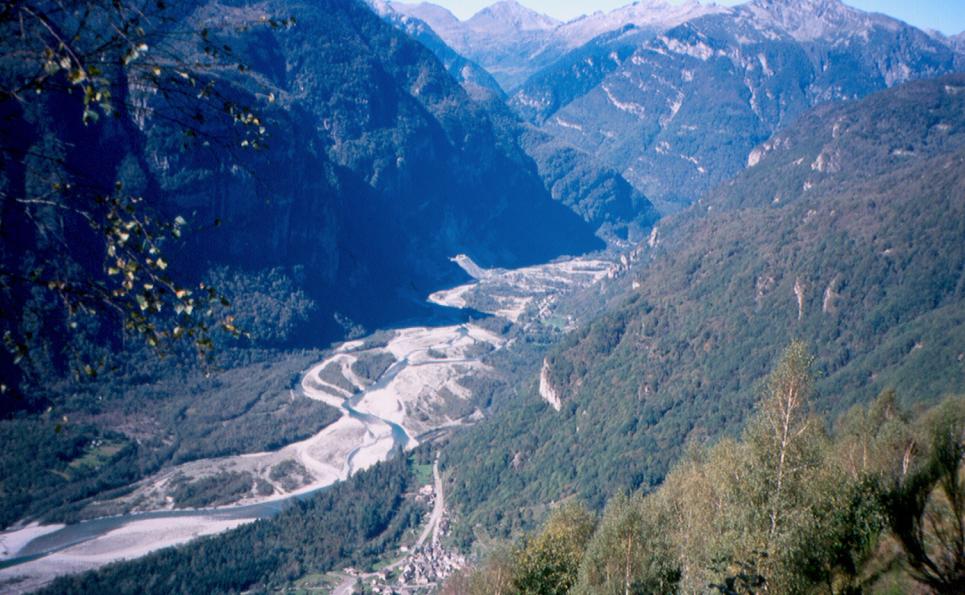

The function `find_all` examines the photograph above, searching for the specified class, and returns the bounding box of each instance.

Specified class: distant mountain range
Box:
[517,0,965,210]
[367,0,662,239]
[383,0,725,90]
[380,1,964,213]
[143,0,618,336]
[368,0,505,100]
[5,0,965,589]
[0,0,608,357]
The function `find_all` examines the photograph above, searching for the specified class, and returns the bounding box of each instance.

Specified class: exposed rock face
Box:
[952,32,965,53]
[539,358,563,411]
[132,0,604,340]
[386,0,727,91]
[453,75,965,524]
[552,0,726,49]
[794,278,806,321]
[389,0,561,89]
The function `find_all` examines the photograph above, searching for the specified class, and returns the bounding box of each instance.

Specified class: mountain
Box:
[367,0,505,100]
[552,0,725,49]
[517,0,964,211]
[0,0,609,531]
[444,74,965,533]
[519,126,659,238]
[1,0,604,357]
[390,1,560,89]
[507,0,727,118]
[370,2,660,237]
[467,0,560,33]
[945,31,965,53]
[388,0,724,91]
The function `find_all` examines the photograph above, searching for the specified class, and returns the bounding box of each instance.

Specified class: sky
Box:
[392,0,965,35]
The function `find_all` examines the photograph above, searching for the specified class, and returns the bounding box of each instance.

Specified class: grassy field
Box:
[412,463,433,486]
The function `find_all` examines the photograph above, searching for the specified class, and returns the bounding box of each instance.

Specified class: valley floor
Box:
[0,252,626,592]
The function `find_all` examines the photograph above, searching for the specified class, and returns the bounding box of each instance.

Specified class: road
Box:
[333,457,444,594]
[416,458,444,548]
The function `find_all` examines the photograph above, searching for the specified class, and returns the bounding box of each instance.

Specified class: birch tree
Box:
[758,341,816,545]
[575,492,679,594]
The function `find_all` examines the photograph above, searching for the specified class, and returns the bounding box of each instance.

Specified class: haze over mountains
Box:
[385,0,725,89]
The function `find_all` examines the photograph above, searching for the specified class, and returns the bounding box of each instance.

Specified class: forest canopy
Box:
[446,344,965,595]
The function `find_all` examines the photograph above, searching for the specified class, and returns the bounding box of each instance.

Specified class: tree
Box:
[757,340,816,545]
[884,395,965,592]
[575,492,680,594]
[0,1,291,399]
[441,543,515,595]
[662,343,830,593]
[512,502,597,595]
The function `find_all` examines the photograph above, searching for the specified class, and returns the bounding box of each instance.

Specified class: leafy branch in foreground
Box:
[0,1,293,384]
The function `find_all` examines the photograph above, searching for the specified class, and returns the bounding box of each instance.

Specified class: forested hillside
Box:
[0,0,604,391]
[3,2,964,592]
[447,345,965,594]
[443,75,965,536]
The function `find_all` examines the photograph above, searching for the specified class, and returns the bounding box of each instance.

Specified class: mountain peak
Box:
[467,1,560,32]
[553,0,727,48]
[745,0,892,41]
[388,2,461,25]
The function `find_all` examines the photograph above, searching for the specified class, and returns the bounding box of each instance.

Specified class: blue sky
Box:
[393,1,965,35]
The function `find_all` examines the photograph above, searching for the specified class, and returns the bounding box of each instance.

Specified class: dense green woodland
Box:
[41,450,433,594]
[442,75,965,537]
[1,1,964,592]
[445,344,965,594]
[40,346,964,594]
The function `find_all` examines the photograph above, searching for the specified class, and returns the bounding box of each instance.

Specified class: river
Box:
[0,254,621,592]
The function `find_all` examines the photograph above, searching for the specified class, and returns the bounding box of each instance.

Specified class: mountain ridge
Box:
[516,0,964,210]
[466,0,560,32]
[387,0,731,88]
[444,74,965,535]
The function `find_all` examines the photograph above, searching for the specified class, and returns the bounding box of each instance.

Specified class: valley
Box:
[1,0,963,593]
[0,252,625,592]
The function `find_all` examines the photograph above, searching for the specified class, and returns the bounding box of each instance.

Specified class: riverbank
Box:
[0,252,620,591]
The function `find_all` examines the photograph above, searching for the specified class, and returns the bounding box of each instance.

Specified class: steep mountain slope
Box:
[125,0,606,339]
[0,0,602,366]
[389,0,723,91]
[371,2,660,237]
[510,25,658,124]
[950,31,965,53]
[519,127,658,238]
[444,75,965,533]
[368,0,505,100]
[0,0,605,527]
[551,0,725,50]
[520,0,964,211]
